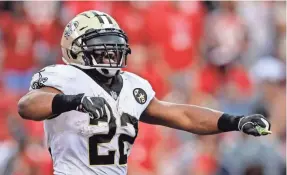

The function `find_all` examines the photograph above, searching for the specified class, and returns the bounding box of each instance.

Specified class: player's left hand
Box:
[238,114,272,136]
[77,95,112,120]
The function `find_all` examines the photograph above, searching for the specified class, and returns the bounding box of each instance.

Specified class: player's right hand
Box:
[77,94,112,120]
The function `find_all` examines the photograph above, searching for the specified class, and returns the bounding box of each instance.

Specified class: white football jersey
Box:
[29,64,155,175]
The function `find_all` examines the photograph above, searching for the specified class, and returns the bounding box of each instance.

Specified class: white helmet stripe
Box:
[104,15,113,24]
[101,16,110,25]
[91,11,104,24]
[94,11,104,15]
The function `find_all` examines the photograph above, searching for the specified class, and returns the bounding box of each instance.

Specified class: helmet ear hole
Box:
[70,50,77,59]
[101,68,109,75]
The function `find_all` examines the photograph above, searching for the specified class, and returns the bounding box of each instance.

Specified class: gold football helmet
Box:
[61,10,131,77]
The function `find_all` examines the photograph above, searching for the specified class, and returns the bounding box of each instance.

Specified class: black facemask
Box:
[72,28,131,69]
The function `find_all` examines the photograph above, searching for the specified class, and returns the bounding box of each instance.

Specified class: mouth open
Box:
[102,58,116,64]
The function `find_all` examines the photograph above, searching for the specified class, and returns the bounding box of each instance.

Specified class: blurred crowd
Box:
[0,1,285,175]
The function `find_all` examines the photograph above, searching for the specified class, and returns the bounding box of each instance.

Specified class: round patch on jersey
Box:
[133,88,147,104]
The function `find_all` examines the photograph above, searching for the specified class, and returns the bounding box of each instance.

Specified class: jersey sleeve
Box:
[141,79,156,110]
[134,78,155,118]
[123,72,156,118]
[29,65,73,93]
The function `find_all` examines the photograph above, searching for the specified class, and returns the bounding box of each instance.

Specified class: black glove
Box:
[52,94,112,120]
[238,114,272,136]
[218,113,272,137]
[77,95,112,120]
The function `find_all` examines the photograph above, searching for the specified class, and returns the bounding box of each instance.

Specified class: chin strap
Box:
[72,65,120,86]
[94,69,112,83]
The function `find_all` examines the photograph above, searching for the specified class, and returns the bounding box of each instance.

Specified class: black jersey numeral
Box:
[118,113,138,165]
[89,113,138,165]
[89,112,117,165]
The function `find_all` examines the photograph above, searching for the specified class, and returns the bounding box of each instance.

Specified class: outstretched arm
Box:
[141,98,271,136]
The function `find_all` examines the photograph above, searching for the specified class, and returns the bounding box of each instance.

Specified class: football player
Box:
[18,10,271,175]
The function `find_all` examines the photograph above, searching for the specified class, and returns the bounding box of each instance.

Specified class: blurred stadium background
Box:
[0,1,286,175]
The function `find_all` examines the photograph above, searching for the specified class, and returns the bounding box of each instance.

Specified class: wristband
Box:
[217,113,243,132]
[52,93,84,115]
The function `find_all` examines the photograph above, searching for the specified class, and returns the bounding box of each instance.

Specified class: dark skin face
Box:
[93,50,122,65]
[85,35,127,68]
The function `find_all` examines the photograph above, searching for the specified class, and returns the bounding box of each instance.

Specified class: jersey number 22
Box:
[89,110,138,166]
